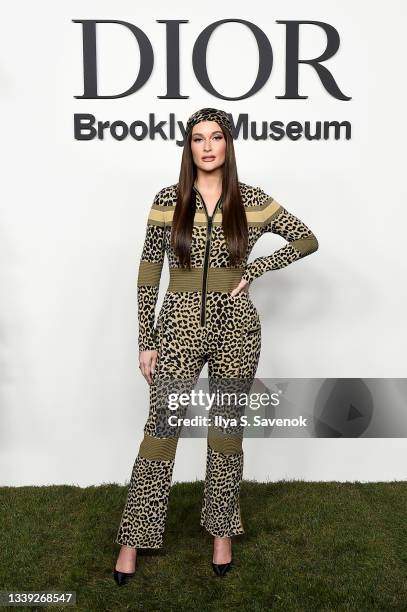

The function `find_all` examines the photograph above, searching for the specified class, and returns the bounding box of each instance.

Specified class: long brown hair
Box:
[171,126,248,268]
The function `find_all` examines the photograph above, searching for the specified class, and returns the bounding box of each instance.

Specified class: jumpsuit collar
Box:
[192,182,224,212]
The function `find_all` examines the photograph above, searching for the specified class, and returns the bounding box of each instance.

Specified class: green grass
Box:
[1,480,407,611]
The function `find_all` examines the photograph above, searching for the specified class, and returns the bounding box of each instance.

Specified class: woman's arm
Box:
[137,190,166,352]
[242,187,319,283]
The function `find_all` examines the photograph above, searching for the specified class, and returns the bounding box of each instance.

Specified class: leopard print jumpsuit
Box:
[115,181,318,548]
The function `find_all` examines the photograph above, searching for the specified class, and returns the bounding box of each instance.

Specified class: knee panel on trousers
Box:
[207,429,243,455]
[138,432,178,460]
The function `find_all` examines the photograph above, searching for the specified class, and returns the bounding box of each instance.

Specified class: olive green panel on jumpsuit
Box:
[115,181,318,549]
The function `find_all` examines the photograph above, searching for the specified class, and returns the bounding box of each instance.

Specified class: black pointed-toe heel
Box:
[211,560,232,577]
[112,565,137,586]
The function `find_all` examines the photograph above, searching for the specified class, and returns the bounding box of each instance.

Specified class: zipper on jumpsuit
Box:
[195,187,223,327]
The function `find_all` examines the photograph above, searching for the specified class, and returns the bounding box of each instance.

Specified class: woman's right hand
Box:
[139,350,158,385]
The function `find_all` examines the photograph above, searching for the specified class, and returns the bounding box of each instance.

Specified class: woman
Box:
[113,107,319,584]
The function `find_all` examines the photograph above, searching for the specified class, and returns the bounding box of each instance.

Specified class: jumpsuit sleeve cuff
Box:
[138,330,158,352]
[242,266,260,284]
[139,342,157,352]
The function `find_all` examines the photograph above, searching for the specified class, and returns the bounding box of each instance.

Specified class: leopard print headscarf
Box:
[185,107,233,137]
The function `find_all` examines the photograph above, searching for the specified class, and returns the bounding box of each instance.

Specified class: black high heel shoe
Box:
[112,565,137,586]
[211,559,233,577]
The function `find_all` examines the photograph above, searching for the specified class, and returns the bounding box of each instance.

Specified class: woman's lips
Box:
[202,156,215,161]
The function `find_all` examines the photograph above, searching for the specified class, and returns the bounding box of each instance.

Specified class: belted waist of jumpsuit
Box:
[167,266,245,292]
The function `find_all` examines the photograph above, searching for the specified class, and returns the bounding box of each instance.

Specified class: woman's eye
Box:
[193,136,222,142]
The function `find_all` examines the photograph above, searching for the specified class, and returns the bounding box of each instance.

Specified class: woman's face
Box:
[190,121,226,173]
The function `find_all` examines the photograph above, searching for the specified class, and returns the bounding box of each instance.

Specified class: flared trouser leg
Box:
[115,450,175,548]
[115,333,205,548]
[199,315,261,538]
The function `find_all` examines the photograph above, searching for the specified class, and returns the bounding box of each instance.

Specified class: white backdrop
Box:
[1,1,406,486]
